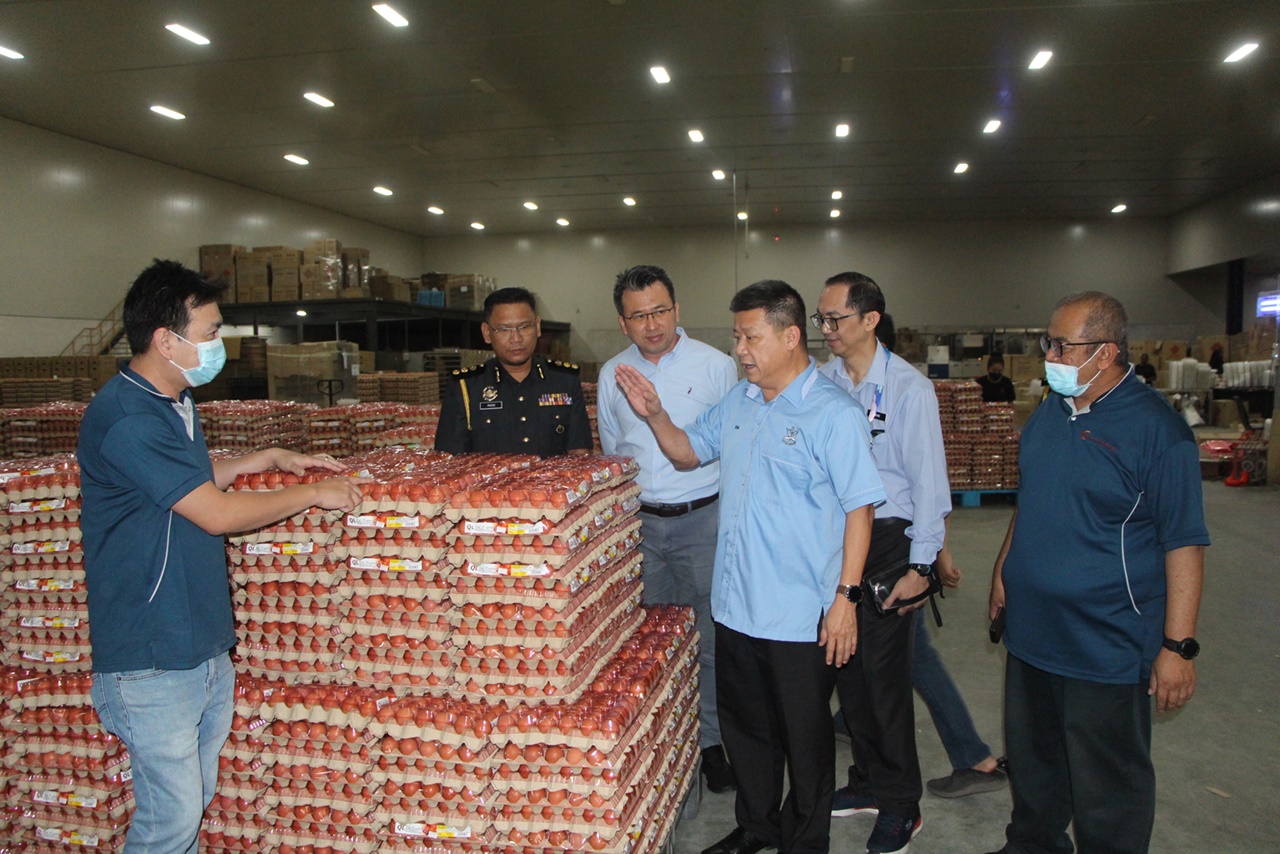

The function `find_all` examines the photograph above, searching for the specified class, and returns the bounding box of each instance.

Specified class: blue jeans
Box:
[912,609,993,771]
[91,653,234,854]
[637,500,720,748]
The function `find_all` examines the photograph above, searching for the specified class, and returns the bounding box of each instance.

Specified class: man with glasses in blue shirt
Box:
[598,264,739,793]
[985,291,1208,854]
[616,279,885,854]
[436,286,591,456]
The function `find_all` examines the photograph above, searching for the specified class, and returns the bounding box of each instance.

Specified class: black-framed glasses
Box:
[623,306,675,324]
[1040,335,1110,358]
[810,312,859,332]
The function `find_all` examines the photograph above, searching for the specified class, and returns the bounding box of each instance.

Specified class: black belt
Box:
[872,517,910,531]
[639,493,719,518]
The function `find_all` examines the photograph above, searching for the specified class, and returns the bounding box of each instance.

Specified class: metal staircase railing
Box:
[61,297,130,357]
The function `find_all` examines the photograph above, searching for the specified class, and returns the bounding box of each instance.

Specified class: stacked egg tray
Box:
[0,670,132,852]
[0,457,91,674]
[199,400,312,454]
[1,404,88,458]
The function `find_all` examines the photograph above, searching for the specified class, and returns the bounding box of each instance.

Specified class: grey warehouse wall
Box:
[0,117,425,358]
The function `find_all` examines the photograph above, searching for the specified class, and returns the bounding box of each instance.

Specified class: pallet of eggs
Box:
[0,669,133,853]
[347,404,409,457]
[200,400,311,454]
[370,405,441,450]
[334,450,537,692]
[201,674,277,854]
[442,455,644,706]
[1,403,87,458]
[226,469,350,684]
[0,457,90,675]
[307,407,355,457]
[252,679,396,853]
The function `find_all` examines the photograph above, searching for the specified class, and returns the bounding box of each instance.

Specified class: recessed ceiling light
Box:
[427,206,444,215]
[373,186,393,196]
[371,4,409,27]
[712,170,726,181]
[165,24,210,45]
[650,66,670,84]
[688,129,704,143]
[623,197,637,206]
[0,45,24,60]
[470,222,485,230]
[556,218,570,227]
[954,162,970,174]
[296,309,308,317]
[835,123,850,138]
[150,105,186,120]
[830,209,841,218]
[304,92,335,108]
[523,201,539,211]
[1111,203,1127,213]
[983,119,1002,134]
[831,190,843,200]
[1224,43,1258,63]
[737,212,748,221]
[1029,50,1053,70]
[283,154,309,165]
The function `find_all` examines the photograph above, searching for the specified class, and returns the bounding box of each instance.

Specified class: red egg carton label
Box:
[347,512,421,529]
[9,498,67,513]
[32,790,99,809]
[20,615,82,628]
[13,578,78,592]
[465,561,552,578]
[349,557,424,573]
[242,542,315,555]
[12,540,72,555]
[462,520,549,536]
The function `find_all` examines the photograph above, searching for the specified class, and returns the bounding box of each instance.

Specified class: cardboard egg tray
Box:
[381,827,497,852]
[7,601,87,628]
[345,510,452,536]
[340,564,451,597]
[267,798,381,838]
[4,636,91,672]
[2,561,85,588]
[15,768,131,805]
[4,732,125,774]
[239,601,343,629]
[204,793,270,822]
[230,546,342,569]
[340,603,451,640]
[215,755,266,790]
[257,686,396,727]
[264,777,379,812]
[22,820,126,851]
[199,815,268,851]
[1,705,105,738]
[335,534,451,563]
[1,672,92,714]
[448,516,640,574]
[236,657,343,683]
[445,483,640,551]
[5,539,80,561]
[20,788,133,823]
[261,825,381,854]
[374,789,495,837]
[3,497,80,524]
[0,463,80,503]
[449,549,641,605]
[374,742,497,788]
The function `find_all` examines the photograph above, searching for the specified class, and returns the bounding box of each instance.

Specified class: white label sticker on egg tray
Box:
[22,650,83,663]
[9,498,68,513]
[15,579,77,591]
[243,542,315,555]
[12,540,72,555]
[347,513,421,528]
[0,467,55,484]
[349,557,423,573]
[462,519,548,536]
[467,561,552,577]
[20,615,81,628]
[33,790,99,808]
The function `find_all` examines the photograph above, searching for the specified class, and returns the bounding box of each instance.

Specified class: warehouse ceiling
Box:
[0,0,1277,237]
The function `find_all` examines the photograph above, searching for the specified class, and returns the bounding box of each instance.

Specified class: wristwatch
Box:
[909,563,934,577]
[1162,636,1200,660]
[836,583,863,604]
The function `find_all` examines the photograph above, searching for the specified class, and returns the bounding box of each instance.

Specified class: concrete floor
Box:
[671,480,1280,854]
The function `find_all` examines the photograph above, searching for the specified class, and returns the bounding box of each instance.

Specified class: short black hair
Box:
[878,312,897,351]
[483,287,537,322]
[728,280,806,334]
[987,353,1005,369]
[123,259,227,355]
[824,271,886,320]
[613,265,675,316]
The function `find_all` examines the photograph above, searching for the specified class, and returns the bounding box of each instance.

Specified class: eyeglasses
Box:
[1039,335,1110,358]
[623,306,675,324]
[810,312,859,332]
[489,322,536,339]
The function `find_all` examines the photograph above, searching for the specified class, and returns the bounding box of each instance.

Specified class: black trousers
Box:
[1000,654,1155,854]
[834,518,922,817]
[717,621,837,854]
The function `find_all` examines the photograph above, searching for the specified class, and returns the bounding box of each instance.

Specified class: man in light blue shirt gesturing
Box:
[616,279,884,854]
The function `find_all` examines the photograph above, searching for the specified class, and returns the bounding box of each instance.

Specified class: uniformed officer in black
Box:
[435,287,592,456]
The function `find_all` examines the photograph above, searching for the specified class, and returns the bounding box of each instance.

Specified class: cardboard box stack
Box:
[235,250,271,303]
[268,342,361,405]
[0,456,135,852]
[200,244,246,301]
[421,274,496,311]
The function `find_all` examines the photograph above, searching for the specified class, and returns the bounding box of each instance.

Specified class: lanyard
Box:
[866,344,890,426]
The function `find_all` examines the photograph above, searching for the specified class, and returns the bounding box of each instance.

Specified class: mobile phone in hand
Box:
[989,606,1006,644]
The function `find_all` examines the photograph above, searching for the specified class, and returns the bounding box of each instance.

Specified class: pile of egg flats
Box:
[0,456,133,852]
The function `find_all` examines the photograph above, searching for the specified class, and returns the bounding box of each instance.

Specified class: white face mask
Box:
[1044,345,1103,398]
[167,331,227,387]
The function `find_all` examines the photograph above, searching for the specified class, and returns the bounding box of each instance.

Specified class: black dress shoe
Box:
[701,744,737,793]
[699,827,774,854]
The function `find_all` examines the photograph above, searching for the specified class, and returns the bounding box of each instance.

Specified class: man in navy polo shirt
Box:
[986,291,1208,854]
[78,259,365,854]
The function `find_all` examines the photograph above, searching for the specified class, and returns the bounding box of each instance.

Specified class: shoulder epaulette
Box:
[547,359,580,372]
[451,364,486,379]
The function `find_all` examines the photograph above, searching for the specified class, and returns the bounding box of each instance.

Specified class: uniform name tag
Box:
[539,393,573,406]
[478,401,503,410]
